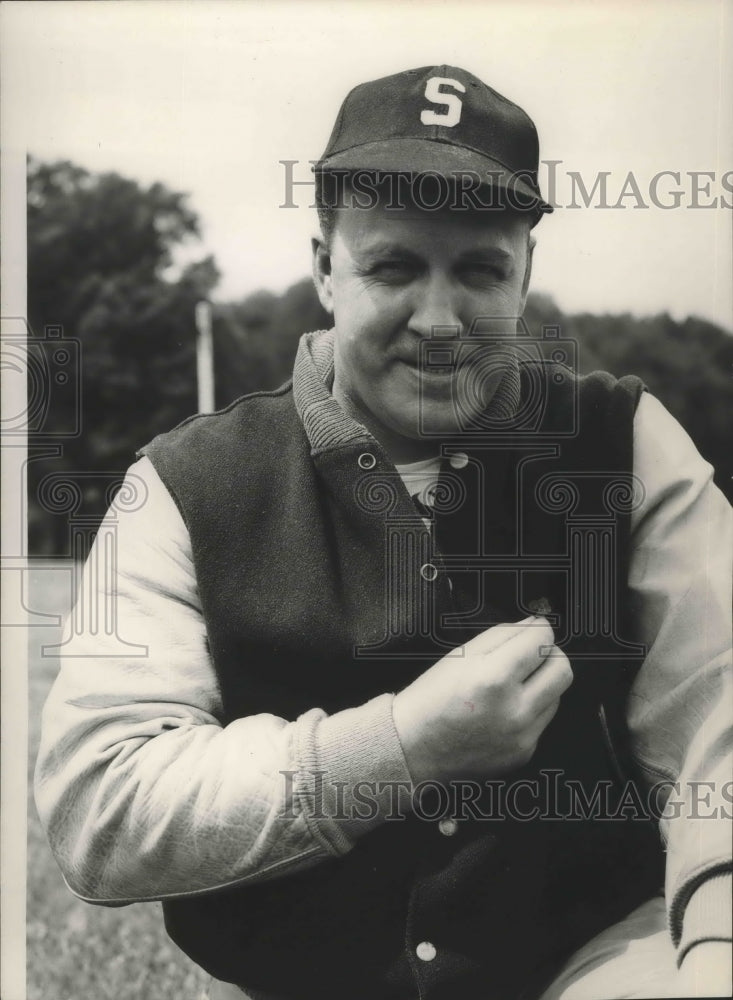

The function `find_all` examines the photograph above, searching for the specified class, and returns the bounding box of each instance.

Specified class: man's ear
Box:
[312,236,334,315]
[519,236,535,313]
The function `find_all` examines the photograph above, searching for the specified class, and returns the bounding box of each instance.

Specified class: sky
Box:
[3,0,733,329]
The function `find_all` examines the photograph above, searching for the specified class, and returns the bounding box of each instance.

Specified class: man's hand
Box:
[392,616,572,784]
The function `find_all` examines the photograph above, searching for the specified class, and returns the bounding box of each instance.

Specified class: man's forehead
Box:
[335,200,529,253]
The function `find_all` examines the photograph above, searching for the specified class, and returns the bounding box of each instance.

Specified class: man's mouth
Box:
[398,356,456,378]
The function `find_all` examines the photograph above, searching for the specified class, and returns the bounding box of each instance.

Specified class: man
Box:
[35,66,731,999]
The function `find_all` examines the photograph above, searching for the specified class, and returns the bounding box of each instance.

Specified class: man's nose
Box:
[407,275,464,339]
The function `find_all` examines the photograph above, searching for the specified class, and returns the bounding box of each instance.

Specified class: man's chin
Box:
[402,403,484,441]
[420,380,507,433]
[381,379,508,446]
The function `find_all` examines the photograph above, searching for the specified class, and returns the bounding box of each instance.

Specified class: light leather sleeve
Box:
[34,456,411,904]
[626,392,732,964]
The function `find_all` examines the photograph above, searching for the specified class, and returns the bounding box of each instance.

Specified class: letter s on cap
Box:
[421,77,467,128]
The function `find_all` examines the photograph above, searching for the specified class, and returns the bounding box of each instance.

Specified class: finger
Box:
[464,616,553,663]
[511,698,562,769]
[528,694,562,742]
[521,646,573,712]
[484,618,556,682]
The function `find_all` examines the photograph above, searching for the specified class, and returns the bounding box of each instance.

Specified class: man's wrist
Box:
[296,694,414,853]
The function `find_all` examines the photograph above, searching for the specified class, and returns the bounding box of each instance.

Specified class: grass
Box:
[26,561,209,1000]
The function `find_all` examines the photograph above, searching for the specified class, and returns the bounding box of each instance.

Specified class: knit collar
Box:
[292,327,522,457]
[293,329,373,456]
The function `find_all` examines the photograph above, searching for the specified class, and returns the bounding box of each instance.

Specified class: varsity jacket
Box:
[35,330,733,999]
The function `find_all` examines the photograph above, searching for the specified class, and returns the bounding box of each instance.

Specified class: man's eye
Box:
[371,261,415,281]
[462,263,505,283]
[461,263,506,288]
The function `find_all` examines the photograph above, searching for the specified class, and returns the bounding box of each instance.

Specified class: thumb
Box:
[462,616,547,656]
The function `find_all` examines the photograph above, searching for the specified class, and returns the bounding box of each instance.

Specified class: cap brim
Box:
[315,137,553,215]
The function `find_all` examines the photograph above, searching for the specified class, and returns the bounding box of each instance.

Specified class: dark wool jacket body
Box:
[138,330,663,1000]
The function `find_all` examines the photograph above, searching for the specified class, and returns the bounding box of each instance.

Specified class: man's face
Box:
[313,197,533,462]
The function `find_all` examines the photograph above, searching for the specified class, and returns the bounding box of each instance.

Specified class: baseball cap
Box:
[314,64,552,219]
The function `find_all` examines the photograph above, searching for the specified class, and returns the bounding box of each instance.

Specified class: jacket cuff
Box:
[677,872,733,966]
[294,694,413,856]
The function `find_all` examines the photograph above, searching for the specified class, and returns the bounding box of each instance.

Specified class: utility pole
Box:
[195,300,215,414]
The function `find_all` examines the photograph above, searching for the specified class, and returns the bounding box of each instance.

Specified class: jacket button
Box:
[358,452,376,470]
[416,941,437,962]
[420,563,438,582]
[449,452,468,469]
[438,818,458,837]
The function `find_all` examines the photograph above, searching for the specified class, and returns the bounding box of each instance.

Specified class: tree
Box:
[212,279,331,405]
[27,157,219,555]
